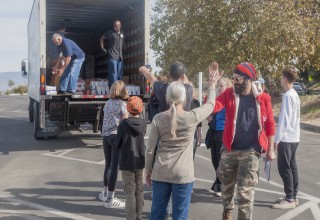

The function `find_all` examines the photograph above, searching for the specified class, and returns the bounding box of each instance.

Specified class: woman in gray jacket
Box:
[145,62,222,220]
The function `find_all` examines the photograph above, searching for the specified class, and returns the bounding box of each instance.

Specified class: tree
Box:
[8,80,15,87]
[151,0,320,85]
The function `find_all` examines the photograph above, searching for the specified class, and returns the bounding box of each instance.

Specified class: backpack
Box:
[147,96,160,122]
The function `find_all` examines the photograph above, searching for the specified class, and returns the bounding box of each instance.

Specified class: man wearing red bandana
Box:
[213,62,276,220]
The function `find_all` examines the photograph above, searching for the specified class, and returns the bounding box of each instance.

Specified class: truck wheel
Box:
[29,98,34,123]
[33,101,42,140]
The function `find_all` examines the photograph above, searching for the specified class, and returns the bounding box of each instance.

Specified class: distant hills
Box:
[0,72,28,92]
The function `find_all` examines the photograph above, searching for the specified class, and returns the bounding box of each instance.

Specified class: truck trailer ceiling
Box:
[46,0,140,33]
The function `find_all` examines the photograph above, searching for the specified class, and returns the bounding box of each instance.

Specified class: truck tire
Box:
[33,101,42,140]
[29,98,34,123]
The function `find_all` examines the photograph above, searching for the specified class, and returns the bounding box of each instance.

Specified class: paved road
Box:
[0,95,319,220]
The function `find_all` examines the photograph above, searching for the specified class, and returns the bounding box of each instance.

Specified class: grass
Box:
[300,95,320,119]
[273,94,320,120]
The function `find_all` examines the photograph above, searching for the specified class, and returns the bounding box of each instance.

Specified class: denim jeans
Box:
[102,135,120,191]
[149,181,193,220]
[122,170,144,220]
[108,58,123,87]
[60,57,85,93]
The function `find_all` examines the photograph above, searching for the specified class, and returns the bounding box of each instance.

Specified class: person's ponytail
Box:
[166,82,186,138]
[169,103,177,137]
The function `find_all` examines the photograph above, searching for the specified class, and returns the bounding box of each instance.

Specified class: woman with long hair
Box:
[145,62,222,220]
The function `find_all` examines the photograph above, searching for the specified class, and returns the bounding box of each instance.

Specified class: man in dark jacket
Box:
[115,96,147,220]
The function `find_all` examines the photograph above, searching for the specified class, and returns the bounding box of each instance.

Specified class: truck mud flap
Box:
[33,101,60,140]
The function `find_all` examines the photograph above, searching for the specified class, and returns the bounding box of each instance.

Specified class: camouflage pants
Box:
[217,148,260,220]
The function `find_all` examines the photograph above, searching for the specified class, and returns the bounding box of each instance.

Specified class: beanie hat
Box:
[234,62,257,79]
[127,96,144,114]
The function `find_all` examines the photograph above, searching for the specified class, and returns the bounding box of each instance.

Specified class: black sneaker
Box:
[57,90,67,94]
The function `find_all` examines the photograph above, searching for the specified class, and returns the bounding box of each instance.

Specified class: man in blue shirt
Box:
[100,20,125,88]
[49,23,66,88]
[52,34,85,94]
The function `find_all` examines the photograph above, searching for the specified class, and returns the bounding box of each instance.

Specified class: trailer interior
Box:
[45,0,147,93]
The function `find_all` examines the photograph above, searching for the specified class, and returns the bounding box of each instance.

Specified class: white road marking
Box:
[0,196,94,220]
[98,160,105,164]
[195,176,320,219]
[43,149,103,165]
[195,177,212,183]
[44,153,102,165]
[57,148,75,157]
[0,108,5,111]
[0,116,9,118]
[13,110,24,113]
[311,203,320,220]
[43,148,320,219]
[274,201,320,220]
[195,153,320,203]
[195,153,210,161]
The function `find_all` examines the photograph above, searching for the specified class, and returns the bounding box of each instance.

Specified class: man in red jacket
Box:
[213,63,276,220]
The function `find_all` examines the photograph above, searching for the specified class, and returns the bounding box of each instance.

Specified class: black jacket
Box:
[115,117,147,170]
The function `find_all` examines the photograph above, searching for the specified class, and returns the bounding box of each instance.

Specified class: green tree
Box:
[8,80,15,87]
[151,0,320,85]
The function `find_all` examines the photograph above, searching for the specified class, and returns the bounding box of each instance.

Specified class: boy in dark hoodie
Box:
[115,96,147,220]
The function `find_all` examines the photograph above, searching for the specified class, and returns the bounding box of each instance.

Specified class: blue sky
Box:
[0,0,158,73]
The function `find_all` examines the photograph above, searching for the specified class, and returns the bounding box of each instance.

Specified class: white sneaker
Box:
[105,197,125,208]
[276,197,299,206]
[214,192,222,197]
[98,191,107,202]
[272,199,296,209]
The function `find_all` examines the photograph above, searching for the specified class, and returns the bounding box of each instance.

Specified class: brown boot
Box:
[222,210,232,220]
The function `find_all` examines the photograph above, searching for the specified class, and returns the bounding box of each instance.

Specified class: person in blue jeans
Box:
[145,62,222,220]
[52,34,85,94]
[100,20,125,88]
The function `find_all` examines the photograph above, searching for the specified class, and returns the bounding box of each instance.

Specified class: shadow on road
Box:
[3,180,152,219]
[0,117,101,154]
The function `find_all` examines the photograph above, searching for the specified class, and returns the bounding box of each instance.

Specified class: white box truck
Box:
[22,0,150,139]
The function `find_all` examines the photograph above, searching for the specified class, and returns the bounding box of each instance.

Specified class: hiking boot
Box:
[276,197,299,206]
[105,197,125,208]
[272,199,296,209]
[222,210,232,220]
[98,191,107,202]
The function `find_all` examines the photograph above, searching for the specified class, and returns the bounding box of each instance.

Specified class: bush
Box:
[6,85,28,95]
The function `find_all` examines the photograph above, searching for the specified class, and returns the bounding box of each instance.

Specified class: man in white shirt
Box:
[272,68,300,209]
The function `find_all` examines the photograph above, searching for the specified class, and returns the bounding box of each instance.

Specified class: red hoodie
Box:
[214,87,275,153]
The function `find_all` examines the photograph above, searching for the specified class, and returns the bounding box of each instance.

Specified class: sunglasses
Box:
[232,76,244,82]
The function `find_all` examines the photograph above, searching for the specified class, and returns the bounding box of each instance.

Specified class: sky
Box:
[0,0,34,72]
[0,0,158,73]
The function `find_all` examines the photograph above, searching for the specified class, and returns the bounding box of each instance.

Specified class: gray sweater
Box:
[145,87,216,184]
